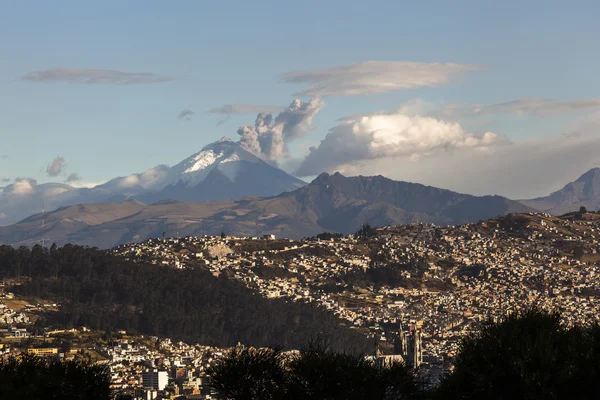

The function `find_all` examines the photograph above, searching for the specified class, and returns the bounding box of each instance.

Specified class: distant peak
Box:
[314,172,330,181]
[201,137,239,151]
[576,168,600,183]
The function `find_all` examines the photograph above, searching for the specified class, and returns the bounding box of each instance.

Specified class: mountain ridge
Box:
[520,168,600,214]
[0,173,534,249]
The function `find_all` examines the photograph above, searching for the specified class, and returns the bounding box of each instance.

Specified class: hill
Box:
[0,244,370,352]
[0,173,534,248]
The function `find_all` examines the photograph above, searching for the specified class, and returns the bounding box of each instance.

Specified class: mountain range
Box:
[2,135,600,249]
[0,172,534,248]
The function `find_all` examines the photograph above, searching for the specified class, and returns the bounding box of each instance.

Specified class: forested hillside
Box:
[0,244,370,351]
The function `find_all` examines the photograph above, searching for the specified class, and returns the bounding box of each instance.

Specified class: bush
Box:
[206,339,422,400]
[0,354,111,400]
[287,339,421,400]
[206,345,288,400]
[435,309,600,399]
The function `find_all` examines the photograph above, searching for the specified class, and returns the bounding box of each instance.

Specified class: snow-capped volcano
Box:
[135,137,306,203]
[170,136,264,186]
[0,137,306,225]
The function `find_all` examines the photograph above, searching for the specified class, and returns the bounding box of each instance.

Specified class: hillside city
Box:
[2,210,600,398]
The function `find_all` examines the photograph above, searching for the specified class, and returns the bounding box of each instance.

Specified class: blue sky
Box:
[1,0,600,197]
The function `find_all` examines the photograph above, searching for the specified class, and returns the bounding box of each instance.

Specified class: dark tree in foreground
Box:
[287,339,421,400]
[0,355,111,400]
[436,309,600,400]
[206,345,288,400]
[580,206,588,214]
[206,340,422,400]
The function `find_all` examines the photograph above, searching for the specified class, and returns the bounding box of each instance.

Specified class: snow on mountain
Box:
[170,136,264,186]
[135,137,306,203]
[0,137,306,226]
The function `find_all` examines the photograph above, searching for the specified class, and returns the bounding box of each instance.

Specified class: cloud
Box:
[237,98,324,162]
[282,61,485,97]
[296,106,507,177]
[1,155,7,160]
[20,68,174,85]
[442,98,600,118]
[209,104,284,115]
[1,178,10,183]
[209,104,285,126]
[338,134,600,200]
[3,178,37,196]
[65,173,81,183]
[46,156,66,177]
[103,165,172,191]
[178,109,195,121]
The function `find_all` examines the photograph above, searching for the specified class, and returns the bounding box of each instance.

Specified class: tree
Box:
[435,309,600,400]
[221,231,227,239]
[0,355,111,400]
[580,206,588,214]
[355,223,377,240]
[287,339,421,400]
[206,345,288,400]
[316,232,343,241]
[206,339,422,400]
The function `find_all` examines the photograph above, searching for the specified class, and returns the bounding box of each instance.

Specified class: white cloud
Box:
[282,61,485,97]
[335,134,600,200]
[3,178,37,196]
[20,68,174,85]
[104,165,172,191]
[46,156,66,177]
[296,107,507,176]
[442,98,600,118]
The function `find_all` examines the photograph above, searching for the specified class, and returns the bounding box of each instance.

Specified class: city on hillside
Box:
[3,209,600,398]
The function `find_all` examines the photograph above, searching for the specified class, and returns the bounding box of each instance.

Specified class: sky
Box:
[1,0,600,199]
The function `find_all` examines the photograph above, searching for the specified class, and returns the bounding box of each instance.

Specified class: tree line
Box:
[0,244,370,351]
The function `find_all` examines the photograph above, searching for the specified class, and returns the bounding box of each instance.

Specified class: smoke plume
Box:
[237,98,324,162]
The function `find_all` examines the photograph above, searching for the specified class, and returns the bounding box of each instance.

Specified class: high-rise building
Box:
[396,322,423,370]
[142,369,169,391]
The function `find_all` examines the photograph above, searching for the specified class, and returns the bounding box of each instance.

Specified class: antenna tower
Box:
[41,198,45,248]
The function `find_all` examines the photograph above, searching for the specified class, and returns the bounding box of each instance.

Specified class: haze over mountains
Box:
[0,172,535,248]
